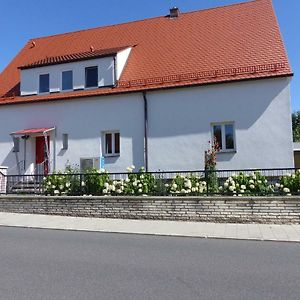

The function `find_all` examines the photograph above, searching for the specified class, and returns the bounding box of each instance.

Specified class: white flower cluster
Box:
[167,175,207,195]
[102,180,125,195]
[44,174,72,196]
[220,172,269,196]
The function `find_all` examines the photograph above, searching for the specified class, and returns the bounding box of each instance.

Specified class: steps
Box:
[7,179,43,194]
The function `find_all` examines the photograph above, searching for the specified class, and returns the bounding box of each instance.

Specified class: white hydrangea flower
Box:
[249,180,254,184]
[131,165,135,170]
[283,187,290,193]
[165,183,169,187]
[66,182,71,188]
[172,183,177,189]
[138,183,143,188]
[275,183,280,188]
[81,181,85,187]
[140,175,144,179]
[103,189,108,194]
[104,182,109,188]
[250,184,255,189]
[54,190,60,195]
[241,185,246,190]
[126,167,133,173]
[229,186,235,192]
[133,181,138,187]
[116,189,122,194]
[125,178,130,183]
[138,188,142,193]
[224,182,229,188]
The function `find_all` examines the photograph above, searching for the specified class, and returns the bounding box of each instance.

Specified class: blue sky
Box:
[1,0,299,110]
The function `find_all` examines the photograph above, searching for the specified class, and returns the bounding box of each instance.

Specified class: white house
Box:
[0,0,294,175]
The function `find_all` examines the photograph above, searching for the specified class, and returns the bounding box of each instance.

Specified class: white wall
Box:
[0,77,294,174]
[0,94,145,174]
[147,77,294,170]
[20,56,115,96]
[116,47,132,80]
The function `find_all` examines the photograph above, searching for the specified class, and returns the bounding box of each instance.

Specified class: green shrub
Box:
[83,168,110,195]
[166,174,207,195]
[275,171,300,195]
[219,171,270,196]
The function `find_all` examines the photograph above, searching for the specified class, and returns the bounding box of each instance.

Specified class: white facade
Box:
[0,77,294,174]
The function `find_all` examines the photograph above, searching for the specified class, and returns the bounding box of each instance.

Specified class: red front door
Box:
[36,136,50,174]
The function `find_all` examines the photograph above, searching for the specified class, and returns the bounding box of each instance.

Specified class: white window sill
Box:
[104,154,120,158]
[218,149,236,154]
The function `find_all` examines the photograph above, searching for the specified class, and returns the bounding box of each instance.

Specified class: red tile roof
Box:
[19,46,130,69]
[0,0,292,105]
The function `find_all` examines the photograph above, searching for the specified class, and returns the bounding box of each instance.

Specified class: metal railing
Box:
[3,167,299,196]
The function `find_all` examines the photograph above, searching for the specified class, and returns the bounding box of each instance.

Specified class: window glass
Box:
[13,137,20,152]
[225,124,234,149]
[213,125,223,149]
[62,134,68,150]
[62,71,73,90]
[39,74,49,93]
[114,133,120,154]
[85,66,98,88]
[105,133,112,154]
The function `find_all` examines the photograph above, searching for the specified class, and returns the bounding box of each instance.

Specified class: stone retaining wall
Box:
[0,195,299,224]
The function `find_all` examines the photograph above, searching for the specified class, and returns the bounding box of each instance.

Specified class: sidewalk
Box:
[0,212,299,242]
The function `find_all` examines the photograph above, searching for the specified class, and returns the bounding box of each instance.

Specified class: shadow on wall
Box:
[147,78,289,138]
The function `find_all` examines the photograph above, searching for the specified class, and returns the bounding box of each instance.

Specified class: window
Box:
[62,71,73,91]
[80,158,100,171]
[62,134,68,150]
[13,137,20,152]
[104,132,120,156]
[212,122,235,151]
[39,74,49,93]
[85,66,98,88]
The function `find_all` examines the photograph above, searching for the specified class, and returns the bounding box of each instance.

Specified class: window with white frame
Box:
[103,131,120,156]
[212,122,235,151]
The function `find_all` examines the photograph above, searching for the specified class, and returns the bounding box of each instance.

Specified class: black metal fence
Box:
[2,167,299,196]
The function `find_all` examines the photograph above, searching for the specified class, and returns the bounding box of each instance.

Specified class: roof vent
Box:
[169,7,180,18]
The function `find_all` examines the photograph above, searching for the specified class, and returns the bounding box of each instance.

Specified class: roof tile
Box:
[0,0,292,105]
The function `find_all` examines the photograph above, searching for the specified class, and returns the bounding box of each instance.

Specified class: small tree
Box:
[292,111,300,142]
[205,138,220,193]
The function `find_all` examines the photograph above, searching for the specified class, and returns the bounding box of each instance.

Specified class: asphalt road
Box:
[0,227,299,300]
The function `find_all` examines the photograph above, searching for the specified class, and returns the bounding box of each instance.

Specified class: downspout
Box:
[143,91,149,171]
[113,56,118,87]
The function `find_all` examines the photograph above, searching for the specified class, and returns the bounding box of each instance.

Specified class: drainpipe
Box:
[143,91,149,171]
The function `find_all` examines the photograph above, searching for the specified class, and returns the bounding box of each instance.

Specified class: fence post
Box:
[0,166,8,194]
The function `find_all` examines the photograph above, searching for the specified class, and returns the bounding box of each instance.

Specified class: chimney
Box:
[169,7,180,18]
